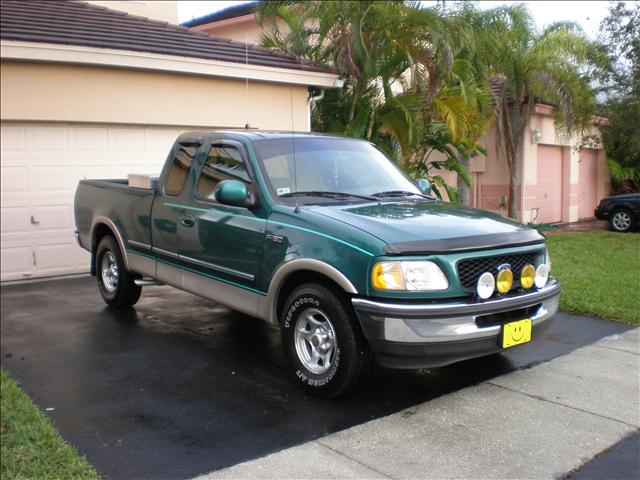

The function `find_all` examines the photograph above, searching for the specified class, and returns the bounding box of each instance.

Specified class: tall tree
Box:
[457,4,596,217]
[595,2,640,192]
[256,0,493,201]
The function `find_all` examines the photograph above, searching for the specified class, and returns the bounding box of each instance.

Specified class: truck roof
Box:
[177,130,364,143]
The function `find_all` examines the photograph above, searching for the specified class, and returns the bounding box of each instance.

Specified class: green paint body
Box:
[75,131,546,301]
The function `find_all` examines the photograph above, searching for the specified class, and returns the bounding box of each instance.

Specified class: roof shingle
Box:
[0,0,327,73]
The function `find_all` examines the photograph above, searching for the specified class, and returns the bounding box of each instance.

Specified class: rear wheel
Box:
[609,209,634,232]
[280,283,371,398]
[96,236,141,308]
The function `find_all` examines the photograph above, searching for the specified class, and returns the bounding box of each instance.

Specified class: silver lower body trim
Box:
[155,261,262,318]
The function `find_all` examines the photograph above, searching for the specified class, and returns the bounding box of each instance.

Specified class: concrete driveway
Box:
[1,276,637,479]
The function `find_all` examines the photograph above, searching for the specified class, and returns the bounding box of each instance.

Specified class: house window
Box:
[196,144,250,201]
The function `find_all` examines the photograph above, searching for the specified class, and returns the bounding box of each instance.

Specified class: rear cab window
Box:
[165,145,197,196]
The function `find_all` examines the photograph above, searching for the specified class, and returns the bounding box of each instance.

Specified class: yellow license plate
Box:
[502,319,532,348]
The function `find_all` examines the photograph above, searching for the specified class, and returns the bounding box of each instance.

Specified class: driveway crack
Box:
[316,440,396,479]
[487,382,639,428]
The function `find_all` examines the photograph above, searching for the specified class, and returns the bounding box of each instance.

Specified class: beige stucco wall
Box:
[87,1,178,24]
[0,61,310,131]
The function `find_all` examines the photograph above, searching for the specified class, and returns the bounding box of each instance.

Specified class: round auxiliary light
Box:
[535,263,550,288]
[520,264,536,290]
[496,267,513,294]
[477,272,495,300]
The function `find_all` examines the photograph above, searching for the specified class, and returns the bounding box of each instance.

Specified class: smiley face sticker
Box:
[502,319,532,348]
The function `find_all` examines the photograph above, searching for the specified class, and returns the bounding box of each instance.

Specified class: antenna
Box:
[289,87,299,213]
[244,34,250,129]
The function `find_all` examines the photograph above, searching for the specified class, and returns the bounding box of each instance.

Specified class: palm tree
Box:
[256,1,493,200]
[458,4,596,217]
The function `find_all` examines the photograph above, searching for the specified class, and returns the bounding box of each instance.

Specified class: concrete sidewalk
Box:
[198,328,640,479]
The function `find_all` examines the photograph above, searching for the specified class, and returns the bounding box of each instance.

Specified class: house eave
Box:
[0,40,344,88]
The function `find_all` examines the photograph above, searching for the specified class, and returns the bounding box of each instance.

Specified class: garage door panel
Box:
[34,242,76,276]
[32,205,73,232]
[73,127,108,151]
[0,244,33,278]
[1,165,29,193]
[0,124,26,150]
[147,128,184,151]
[31,125,69,151]
[111,127,146,151]
[33,165,71,192]
[535,145,564,224]
[1,206,31,234]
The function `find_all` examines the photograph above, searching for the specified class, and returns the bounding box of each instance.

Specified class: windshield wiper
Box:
[371,190,434,200]
[280,191,378,202]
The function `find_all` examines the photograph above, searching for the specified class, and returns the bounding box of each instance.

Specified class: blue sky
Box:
[177,1,616,39]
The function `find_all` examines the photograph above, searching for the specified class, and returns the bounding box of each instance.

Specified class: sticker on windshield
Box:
[277,187,291,196]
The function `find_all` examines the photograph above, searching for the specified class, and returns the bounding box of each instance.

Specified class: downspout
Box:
[308,89,325,132]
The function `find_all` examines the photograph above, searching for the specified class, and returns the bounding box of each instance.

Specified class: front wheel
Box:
[280,283,371,398]
[609,209,634,232]
[96,236,141,308]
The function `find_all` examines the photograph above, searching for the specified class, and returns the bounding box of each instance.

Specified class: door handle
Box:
[180,215,196,228]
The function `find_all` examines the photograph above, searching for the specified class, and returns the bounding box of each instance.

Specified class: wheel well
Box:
[275,270,352,323]
[90,223,115,275]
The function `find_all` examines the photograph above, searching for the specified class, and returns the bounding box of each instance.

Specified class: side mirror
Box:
[416,178,432,195]
[215,180,255,208]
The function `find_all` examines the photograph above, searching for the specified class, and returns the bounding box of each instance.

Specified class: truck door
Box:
[177,140,267,291]
[150,141,199,263]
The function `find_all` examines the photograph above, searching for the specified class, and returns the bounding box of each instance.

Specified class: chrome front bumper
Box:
[352,279,561,368]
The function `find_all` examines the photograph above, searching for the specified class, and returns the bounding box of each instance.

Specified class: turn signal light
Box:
[520,264,536,289]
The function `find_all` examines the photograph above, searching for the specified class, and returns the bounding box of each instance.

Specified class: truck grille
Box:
[457,252,539,292]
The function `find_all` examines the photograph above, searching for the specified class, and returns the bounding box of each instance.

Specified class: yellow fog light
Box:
[496,267,513,294]
[520,264,536,289]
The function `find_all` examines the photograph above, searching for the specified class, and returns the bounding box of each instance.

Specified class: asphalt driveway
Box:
[0,276,633,479]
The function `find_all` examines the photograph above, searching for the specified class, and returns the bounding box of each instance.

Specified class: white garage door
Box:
[1,122,190,282]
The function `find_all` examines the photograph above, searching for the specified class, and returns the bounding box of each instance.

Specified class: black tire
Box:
[280,283,371,398]
[95,236,141,308]
[609,208,635,232]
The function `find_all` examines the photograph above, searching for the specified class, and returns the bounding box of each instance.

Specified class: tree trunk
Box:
[457,153,471,206]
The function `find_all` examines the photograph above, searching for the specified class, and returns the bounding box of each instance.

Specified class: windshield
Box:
[252,137,422,203]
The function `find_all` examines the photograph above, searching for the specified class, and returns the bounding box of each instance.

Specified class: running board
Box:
[134,278,163,287]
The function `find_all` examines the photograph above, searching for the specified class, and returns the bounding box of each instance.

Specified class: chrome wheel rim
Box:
[294,308,337,375]
[101,251,119,293]
[613,212,631,231]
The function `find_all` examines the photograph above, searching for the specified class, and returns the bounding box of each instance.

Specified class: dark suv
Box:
[595,193,640,232]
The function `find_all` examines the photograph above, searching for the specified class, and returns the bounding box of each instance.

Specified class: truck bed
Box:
[74,178,156,253]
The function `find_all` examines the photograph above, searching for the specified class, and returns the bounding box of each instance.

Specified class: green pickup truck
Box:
[75,131,560,398]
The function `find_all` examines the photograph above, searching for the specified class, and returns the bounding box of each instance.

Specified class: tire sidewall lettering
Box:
[284,295,339,386]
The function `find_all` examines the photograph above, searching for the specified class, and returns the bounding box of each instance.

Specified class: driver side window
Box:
[196,144,250,201]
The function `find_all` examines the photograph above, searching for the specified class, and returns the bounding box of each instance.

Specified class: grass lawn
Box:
[1,369,99,479]
[546,230,640,325]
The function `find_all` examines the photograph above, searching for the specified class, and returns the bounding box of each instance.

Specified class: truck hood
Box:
[306,200,543,255]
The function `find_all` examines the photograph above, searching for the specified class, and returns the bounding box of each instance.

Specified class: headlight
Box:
[372,261,449,291]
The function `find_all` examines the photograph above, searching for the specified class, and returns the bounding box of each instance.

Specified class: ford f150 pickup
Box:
[75,131,560,398]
